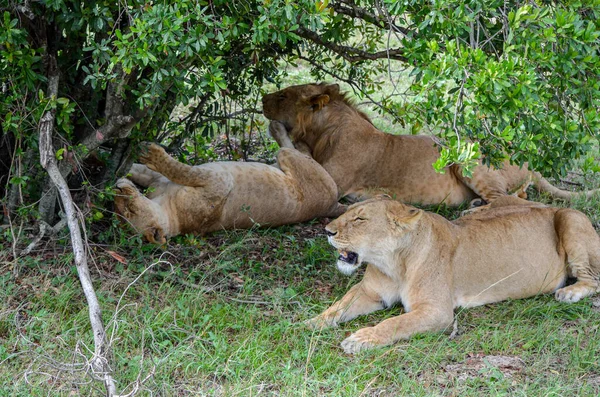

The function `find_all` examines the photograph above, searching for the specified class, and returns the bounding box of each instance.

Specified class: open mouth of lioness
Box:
[336,249,360,275]
[338,250,358,265]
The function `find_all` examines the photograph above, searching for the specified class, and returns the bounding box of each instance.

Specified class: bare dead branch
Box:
[449,317,459,339]
[79,65,141,152]
[202,108,262,124]
[560,179,583,187]
[38,54,118,396]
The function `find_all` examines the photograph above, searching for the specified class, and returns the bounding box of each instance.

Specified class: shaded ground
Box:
[2,186,600,396]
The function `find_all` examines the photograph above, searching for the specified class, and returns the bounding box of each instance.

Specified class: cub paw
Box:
[138,142,166,171]
[340,327,383,354]
[114,179,140,218]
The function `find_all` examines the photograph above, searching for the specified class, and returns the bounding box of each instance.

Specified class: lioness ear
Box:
[387,205,423,230]
[154,227,167,245]
[375,194,392,201]
[145,227,167,245]
[309,94,330,111]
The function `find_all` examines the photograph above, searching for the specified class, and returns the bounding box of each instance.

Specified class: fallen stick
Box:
[38,54,117,396]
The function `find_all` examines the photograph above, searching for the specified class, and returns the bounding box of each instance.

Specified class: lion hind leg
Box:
[269,121,295,149]
[554,209,600,303]
[276,147,339,204]
[139,142,212,187]
[457,162,534,205]
[454,163,508,203]
[268,121,312,156]
[127,163,169,187]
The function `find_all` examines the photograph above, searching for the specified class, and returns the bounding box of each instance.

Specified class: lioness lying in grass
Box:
[114,141,345,243]
[309,196,600,354]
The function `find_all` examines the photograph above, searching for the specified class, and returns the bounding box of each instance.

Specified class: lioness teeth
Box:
[338,250,358,265]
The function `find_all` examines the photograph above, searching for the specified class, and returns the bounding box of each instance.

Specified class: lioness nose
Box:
[325,229,337,236]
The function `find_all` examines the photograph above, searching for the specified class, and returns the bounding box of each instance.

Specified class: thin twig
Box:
[19,218,67,257]
[559,179,583,187]
[449,317,459,340]
[330,0,410,36]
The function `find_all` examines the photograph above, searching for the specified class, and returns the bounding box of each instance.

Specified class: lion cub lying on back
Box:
[309,196,600,354]
[114,140,344,243]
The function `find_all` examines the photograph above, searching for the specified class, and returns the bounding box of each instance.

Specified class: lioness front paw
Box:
[555,284,595,303]
[340,327,384,354]
[138,142,166,171]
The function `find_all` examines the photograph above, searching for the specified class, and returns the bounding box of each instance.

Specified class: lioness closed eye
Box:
[308,196,600,354]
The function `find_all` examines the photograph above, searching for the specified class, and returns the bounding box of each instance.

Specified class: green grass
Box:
[2,188,600,396]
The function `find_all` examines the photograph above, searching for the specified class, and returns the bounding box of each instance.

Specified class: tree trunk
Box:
[100,139,132,188]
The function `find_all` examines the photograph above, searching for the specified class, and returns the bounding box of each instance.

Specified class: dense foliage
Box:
[391,1,600,176]
[1,0,599,225]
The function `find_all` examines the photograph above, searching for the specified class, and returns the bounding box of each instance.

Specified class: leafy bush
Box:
[1,1,599,225]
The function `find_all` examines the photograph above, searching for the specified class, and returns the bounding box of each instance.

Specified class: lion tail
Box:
[533,172,600,200]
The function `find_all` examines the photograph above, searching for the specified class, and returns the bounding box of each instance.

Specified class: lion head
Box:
[262,83,341,131]
[114,178,167,244]
[262,83,373,160]
[325,196,423,275]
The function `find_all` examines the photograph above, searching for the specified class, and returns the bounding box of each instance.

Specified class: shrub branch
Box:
[295,26,408,63]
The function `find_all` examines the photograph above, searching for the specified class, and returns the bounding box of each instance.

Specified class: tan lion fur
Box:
[308,196,600,353]
[262,83,599,206]
[114,141,345,243]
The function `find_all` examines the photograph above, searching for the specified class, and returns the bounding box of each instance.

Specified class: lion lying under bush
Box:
[263,83,599,206]
[114,141,345,243]
[308,196,600,354]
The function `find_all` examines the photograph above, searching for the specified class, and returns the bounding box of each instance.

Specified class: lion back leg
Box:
[554,209,600,303]
[128,163,169,187]
[456,162,532,205]
[269,121,295,149]
[138,142,215,187]
[276,148,344,216]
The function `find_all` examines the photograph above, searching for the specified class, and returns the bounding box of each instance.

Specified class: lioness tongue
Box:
[338,250,358,265]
